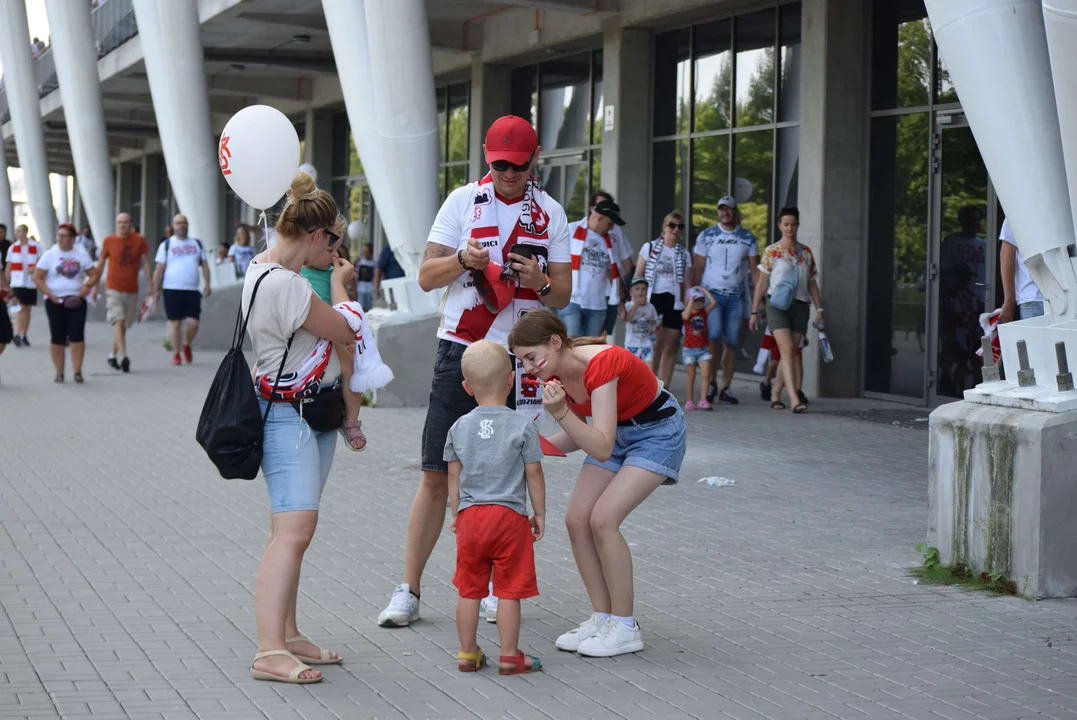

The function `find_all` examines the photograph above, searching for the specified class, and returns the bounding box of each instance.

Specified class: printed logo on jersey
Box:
[478,419,494,439]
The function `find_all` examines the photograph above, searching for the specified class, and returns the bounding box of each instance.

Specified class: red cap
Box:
[484,115,538,165]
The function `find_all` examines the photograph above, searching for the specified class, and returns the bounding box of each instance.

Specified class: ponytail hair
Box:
[507,309,607,353]
[274,171,339,239]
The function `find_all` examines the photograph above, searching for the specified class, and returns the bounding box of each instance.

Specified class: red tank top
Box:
[566,345,660,421]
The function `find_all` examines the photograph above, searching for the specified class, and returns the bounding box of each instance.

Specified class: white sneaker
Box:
[555,613,606,652]
[480,593,498,623]
[576,617,644,657]
[377,583,420,627]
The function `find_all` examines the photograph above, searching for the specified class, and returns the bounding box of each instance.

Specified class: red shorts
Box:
[453,505,538,600]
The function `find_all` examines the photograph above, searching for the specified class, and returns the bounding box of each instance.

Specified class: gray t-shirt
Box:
[444,406,542,516]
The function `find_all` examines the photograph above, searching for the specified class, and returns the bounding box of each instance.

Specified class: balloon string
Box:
[259,210,269,251]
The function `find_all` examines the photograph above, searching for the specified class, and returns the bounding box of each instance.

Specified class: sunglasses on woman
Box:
[490,151,535,173]
[667,222,685,230]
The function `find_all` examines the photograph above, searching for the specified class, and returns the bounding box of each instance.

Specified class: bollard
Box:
[981,336,1000,383]
[1055,341,1074,392]
[1017,340,1037,388]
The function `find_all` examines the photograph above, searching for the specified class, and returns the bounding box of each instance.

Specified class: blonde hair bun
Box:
[287,171,319,202]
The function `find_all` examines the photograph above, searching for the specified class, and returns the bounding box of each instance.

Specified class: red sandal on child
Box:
[499,650,542,675]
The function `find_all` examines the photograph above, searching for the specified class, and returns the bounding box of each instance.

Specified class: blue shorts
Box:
[682,346,712,365]
[583,393,687,483]
[706,291,744,348]
[560,303,607,337]
[1019,301,1045,320]
[627,345,653,361]
[258,397,337,513]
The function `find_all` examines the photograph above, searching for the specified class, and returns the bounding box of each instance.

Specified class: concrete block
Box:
[928,401,1077,598]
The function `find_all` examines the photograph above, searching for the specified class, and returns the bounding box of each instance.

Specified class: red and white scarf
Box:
[257,300,394,401]
[570,223,619,293]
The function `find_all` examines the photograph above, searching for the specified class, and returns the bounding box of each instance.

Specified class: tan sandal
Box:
[457,647,486,672]
[250,649,322,684]
[285,635,342,665]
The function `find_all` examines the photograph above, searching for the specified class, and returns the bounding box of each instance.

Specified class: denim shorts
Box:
[682,346,712,365]
[706,290,744,347]
[560,303,607,337]
[421,340,514,472]
[258,397,337,513]
[627,345,653,362]
[1019,301,1045,320]
[583,393,687,483]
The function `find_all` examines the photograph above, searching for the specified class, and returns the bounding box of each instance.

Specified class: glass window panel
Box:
[590,149,602,201]
[694,20,733,132]
[539,53,591,150]
[690,135,730,240]
[778,3,802,122]
[348,133,363,176]
[447,165,467,200]
[935,44,958,105]
[653,28,690,136]
[775,126,799,239]
[735,10,776,127]
[447,82,469,163]
[871,0,931,110]
[564,162,587,220]
[437,87,447,163]
[652,139,689,239]
[591,50,604,146]
[732,130,773,249]
[865,112,930,397]
[539,165,561,201]
[511,66,538,127]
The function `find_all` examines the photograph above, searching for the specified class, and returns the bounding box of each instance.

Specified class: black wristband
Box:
[457,249,469,270]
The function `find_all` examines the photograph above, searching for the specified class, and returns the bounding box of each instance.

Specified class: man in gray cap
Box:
[691,196,760,405]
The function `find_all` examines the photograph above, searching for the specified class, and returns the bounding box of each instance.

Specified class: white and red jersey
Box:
[427,175,571,348]
[569,220,621,311]
[4,240,40,288]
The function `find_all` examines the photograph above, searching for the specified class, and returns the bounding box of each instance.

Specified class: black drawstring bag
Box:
[196,268,289,480]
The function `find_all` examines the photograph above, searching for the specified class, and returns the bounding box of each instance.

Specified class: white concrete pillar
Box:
[55,176,70,224]
[0,157,14,230]
[44,0,116,246]
[468,58,512,182]
[132,0,221,249]
[0,1,57,247]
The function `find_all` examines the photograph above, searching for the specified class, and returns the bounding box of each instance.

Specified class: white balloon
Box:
[733,177,755,204]
[298,163,318,183]
[219,105,300,209]
[347,219,365,242]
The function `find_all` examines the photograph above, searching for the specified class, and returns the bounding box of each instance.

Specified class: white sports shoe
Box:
[555,613,606,652]
[377,583,420,627]
[480,593,498,623]
[576,617,644,657]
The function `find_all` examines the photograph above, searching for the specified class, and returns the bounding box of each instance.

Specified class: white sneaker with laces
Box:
[480,593,498,623]
[555,613,606,652]
[576,617,644,657]
[377,583,420,627]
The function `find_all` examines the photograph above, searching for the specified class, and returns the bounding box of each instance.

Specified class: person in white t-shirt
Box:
[623,278,659,360]
[562,200,627,337]
[587,191,634,337]
[635,211,692,387]
[152,214,211,366]
[32,223,97,384]
[377,115,571,629]
[999,218,1044,322]
[3,225,39,347]
[228,227,257,277]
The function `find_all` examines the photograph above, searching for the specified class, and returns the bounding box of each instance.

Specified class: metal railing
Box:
[91,0,138,60]
[34,47,58,98]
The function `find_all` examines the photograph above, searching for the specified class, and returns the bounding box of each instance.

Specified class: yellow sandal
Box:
[457,648,487,672]
[250,650,322,684]
[285,635,342,665]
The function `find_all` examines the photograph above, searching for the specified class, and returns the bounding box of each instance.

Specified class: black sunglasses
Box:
[667,222,685,230]
[311,227,341,246]
[490,151,535,173]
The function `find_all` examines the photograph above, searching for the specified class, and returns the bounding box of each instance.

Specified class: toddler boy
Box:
[623,277,659,361]
[445,340,546,675]
[682,286,717,410]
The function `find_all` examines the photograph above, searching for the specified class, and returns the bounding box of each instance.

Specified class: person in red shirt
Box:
[509,309,686,659]
[93,213,151,373]
[680,286,717,410]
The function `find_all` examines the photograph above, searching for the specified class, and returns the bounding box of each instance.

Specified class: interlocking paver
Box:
[1,321,1076,719]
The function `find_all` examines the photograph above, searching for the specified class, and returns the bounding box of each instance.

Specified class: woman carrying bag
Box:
[33,223,97,383]
[748,207,823,413]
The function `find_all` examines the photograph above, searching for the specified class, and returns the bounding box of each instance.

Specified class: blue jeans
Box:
[258,397,337,513]
[583,393,687,483]
[560,303,607,337]
[604,303,619,334]
[1019,301,1045,320]
[706,291,744,348]
[357,290,374,311]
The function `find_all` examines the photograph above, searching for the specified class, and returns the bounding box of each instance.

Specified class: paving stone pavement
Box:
[1,321,1075,720]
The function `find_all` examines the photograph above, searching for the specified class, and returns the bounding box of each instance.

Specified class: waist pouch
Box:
[292,384,345,432]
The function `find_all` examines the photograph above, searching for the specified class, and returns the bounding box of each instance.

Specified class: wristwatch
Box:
[538,275,552,297]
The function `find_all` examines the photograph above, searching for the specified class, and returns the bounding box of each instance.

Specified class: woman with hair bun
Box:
[243,172,358,684]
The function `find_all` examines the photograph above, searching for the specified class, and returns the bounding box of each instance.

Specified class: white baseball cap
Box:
[718,196,737,209]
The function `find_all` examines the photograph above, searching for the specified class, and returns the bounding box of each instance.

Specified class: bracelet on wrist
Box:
[555,409,570,422]
[457,249,469,270]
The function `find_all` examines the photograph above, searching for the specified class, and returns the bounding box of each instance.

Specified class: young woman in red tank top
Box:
[509,309,686,658]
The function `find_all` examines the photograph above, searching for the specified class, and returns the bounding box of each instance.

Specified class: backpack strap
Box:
[232,266,279,350]
[261,332,294,426]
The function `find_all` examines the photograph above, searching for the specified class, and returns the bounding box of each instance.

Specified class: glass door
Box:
[929,111,993,402]
[537,150,589,221]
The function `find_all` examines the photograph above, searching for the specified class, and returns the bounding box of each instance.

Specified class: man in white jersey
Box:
[588,190,634,337]
[563,200,628,337]
[999,218,1044,323]
[378,115,572,628]
[3,225,39,347]
[691,197,760,405]
[152,214,211,366]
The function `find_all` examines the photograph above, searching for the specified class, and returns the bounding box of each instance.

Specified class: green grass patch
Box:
[910,543,1018,596]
